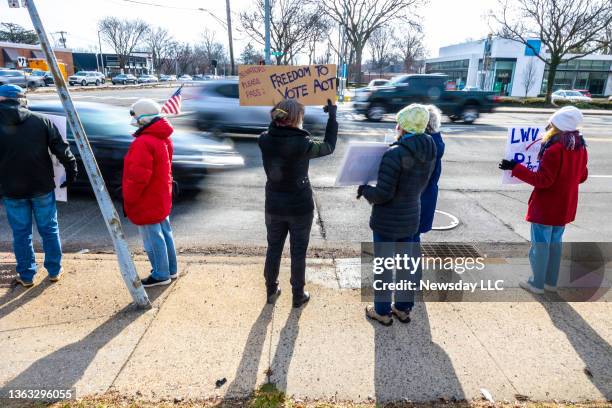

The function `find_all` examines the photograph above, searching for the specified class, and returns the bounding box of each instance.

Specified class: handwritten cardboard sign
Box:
[238,64,337,106]
[502,126,544,184]
[43,114,68,201]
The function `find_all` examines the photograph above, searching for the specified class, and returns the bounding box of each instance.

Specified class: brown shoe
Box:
[391,304,411,323]
[365,305,393,326]
[15,277,34,288]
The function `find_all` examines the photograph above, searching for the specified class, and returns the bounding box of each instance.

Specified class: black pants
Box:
[264,211,313,295]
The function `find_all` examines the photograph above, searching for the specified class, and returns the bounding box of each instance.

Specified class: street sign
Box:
[271,51,283,57]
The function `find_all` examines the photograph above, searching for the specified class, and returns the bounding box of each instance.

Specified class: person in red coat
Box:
[123,99,178,288]
[499,106,588,294]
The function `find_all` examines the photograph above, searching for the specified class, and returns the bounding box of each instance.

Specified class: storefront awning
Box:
[2,48,20,62]
[31,49,44,59]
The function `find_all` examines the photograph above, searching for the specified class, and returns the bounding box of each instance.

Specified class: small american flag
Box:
[161,85,182,115]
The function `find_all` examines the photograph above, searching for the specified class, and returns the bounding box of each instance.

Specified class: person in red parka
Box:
[499,106,588,294]
[123,98,178,288]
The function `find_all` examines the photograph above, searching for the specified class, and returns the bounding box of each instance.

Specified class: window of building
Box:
[425,59,470,89]
[541,59,611,96]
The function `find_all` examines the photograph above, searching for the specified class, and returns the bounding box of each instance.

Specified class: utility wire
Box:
[115,0,228,27]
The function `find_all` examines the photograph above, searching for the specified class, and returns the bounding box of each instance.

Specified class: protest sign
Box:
[43,114,68,201]
[335,142,389,186]
[238,64,337,106]
[502,126,544,184]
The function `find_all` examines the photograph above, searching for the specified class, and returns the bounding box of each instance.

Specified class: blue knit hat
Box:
[0,84,26,99]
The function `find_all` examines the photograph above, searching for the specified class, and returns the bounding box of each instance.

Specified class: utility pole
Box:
[264,0,271,64]
[54,30,67,48]
[97,30,105,75]
[22,0,150,309]
[225,0,235,76]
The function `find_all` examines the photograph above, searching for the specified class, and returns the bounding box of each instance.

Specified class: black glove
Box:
[498,159,518,171]
[323,99,337,119]
[357,185,366,199]
[60,170,77,188]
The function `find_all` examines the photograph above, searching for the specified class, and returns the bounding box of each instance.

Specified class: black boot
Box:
[267,287,281,304]
[292,290,310,308]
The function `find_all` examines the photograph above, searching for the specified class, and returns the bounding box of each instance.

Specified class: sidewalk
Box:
[492,106,612,116]
[0,252,611,404]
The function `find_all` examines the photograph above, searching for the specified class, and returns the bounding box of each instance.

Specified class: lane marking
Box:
[590,175,612,178]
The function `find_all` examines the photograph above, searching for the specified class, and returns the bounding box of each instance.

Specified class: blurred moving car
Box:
[551,90,592,103]
[0,69,45,88]
[28,102,245,193]
[68,71,104,86]
[178,75,193,81]
[353,78,390,99]
[112,74,138,85]
[462,85,482,91]
[138,74,159,84]
[183,80,328,137]
[30,69,54,86]
[160,74,177,82]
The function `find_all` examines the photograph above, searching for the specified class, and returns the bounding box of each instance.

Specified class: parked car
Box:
[0,69,45,89]
[160,74,177,82]
[573,89,592,98]
[137,74,158,84]
[462,85,483,91]
[353,78,390,99]
[28,101,245,194]
[68,71,104,86]
[91,71,106,84]
[183,80,328,137]
[178,75,193,81]
[353,74,498,123]
[111,74,138,85]
[30,69,54,86]
[551,90,592,104]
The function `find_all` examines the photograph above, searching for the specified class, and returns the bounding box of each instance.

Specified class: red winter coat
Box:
[511,137,588,227]
[122,118,174,225]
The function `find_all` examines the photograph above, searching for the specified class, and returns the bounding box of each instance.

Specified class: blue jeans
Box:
[3,192,62,282]
[138,217,177,281]
[528,223,565,289]
[372,231,421,316]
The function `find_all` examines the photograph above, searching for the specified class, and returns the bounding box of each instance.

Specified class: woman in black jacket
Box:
[358,104,436,326]
[259,98,337,308]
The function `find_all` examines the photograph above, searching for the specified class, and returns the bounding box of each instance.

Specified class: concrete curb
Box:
[28,82,197,94]
[495,106,612,116]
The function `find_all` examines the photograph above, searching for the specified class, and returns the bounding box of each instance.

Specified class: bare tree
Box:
[521,58,538,97]
[145,26,174,75]
[393,27,425,73]
[603,26,612,55]
[240,0,329,65]
[195,29,227,73]
[490,0,612,103]
[98,17,149,73]
[323,0,422,84]
[368,27,394,75]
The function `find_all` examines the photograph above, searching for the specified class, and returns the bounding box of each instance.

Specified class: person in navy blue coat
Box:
[417,105,445,240]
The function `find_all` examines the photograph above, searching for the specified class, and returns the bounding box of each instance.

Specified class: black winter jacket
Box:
[0,100,77,199]
[259,117,337,216]
[362,133,437,239]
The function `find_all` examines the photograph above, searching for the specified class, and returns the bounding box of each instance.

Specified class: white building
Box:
[425,37,612,97]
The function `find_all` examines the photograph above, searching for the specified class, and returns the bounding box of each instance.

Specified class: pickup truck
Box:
[353,74,498,123]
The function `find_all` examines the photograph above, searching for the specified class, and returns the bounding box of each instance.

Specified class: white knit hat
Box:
[549,106,583,132]
[130,98,162,127]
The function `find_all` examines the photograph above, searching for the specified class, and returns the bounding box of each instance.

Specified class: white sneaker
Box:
[544,284,558,293]
[519,281,544,295]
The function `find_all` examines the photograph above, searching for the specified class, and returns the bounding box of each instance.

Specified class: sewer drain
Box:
[421,242,482,258]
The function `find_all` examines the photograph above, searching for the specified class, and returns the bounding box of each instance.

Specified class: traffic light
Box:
[258,59,265,65]
[211,59,218,68]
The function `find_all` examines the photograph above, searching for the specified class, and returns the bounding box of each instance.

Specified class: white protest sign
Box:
[335,142,389,186]
[502,126,544,184]
[43,114,68,202]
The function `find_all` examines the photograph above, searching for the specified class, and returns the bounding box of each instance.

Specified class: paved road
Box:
[2,88,611,254]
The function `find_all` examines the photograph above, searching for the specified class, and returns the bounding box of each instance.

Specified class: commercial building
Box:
[73,52,153,76]
[425,37,612,97]
[0,41,74,75]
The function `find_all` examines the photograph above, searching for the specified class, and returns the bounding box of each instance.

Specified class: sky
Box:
[0,0,495,60]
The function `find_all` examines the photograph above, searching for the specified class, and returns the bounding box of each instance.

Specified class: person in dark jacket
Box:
[259,98,337,307]
[358,104,436,326]
[123,99,178,288]
[417,104,445,238]
[499,106,588,294]
[0,84,77,287]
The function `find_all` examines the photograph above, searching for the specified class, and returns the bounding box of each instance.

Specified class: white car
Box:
[68,71,104,86]
[551,90,592,103]
[178,75,193,81]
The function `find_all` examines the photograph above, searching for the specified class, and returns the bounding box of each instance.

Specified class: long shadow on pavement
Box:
[373,303,465,403]
[223,304,274,399]
[268,306,303,392]
[0,287,168,396]
[539,295,612,399]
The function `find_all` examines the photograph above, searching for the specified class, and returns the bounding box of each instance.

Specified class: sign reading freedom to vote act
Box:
[238,64,337,106]
[502,126,544,184]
